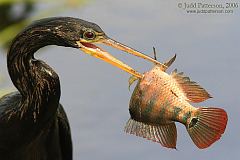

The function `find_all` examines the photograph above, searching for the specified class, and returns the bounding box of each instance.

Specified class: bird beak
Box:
[101,38,164,66]
[76,37,165,79]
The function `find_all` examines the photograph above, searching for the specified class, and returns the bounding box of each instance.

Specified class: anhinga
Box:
[0,17,164,160]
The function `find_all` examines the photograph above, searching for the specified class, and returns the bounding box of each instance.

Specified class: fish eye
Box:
[83,30,96,40]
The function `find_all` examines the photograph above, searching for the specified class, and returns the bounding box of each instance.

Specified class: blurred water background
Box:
[0,0,240,159]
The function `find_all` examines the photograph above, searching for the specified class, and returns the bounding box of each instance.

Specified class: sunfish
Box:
[125,55,227,149]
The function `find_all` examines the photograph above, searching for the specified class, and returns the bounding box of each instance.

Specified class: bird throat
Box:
[7,27,62,121]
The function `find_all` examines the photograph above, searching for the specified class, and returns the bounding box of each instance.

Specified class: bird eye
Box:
[83,30,96,40]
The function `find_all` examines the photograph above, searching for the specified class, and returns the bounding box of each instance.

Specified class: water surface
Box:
[0,1,239,159]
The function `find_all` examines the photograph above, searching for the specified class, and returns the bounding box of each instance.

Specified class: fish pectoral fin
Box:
[128,75,139,91]
[124,119,177,149]
[171,70,212,103]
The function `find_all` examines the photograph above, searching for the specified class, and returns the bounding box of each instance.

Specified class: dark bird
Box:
[0,17,162,160]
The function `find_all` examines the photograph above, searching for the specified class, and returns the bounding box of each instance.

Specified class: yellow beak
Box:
[77,37,166,79]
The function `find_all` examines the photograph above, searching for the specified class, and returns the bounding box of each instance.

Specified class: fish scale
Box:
[140,67,193,124]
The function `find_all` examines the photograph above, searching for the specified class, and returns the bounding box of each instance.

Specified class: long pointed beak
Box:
[101,38,166,67]
[76,41,143,78]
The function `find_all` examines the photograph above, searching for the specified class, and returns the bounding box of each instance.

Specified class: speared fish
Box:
[125,54,228,149]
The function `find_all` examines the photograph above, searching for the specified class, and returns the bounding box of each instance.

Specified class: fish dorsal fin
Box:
[125,119,177,149]
[171,70,212,103]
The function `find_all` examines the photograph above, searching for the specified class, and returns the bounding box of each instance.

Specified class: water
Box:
[0,0,240,159]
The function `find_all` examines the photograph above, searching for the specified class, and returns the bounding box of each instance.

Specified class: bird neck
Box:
[7,28,62,114]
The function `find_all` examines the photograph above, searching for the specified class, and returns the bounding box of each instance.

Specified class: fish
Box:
[125,54,228,149]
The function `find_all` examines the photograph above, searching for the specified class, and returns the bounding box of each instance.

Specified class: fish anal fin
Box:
[125,119,177,149]
[171,71,212,103]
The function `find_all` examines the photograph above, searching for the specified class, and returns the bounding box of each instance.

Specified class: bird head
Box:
[28,17,165,78]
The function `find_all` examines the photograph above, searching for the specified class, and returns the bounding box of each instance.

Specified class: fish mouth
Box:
[77,37,166,79]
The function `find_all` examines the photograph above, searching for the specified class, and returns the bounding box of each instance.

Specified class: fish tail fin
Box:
[186,107,228,149]
[124,118,177,149]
